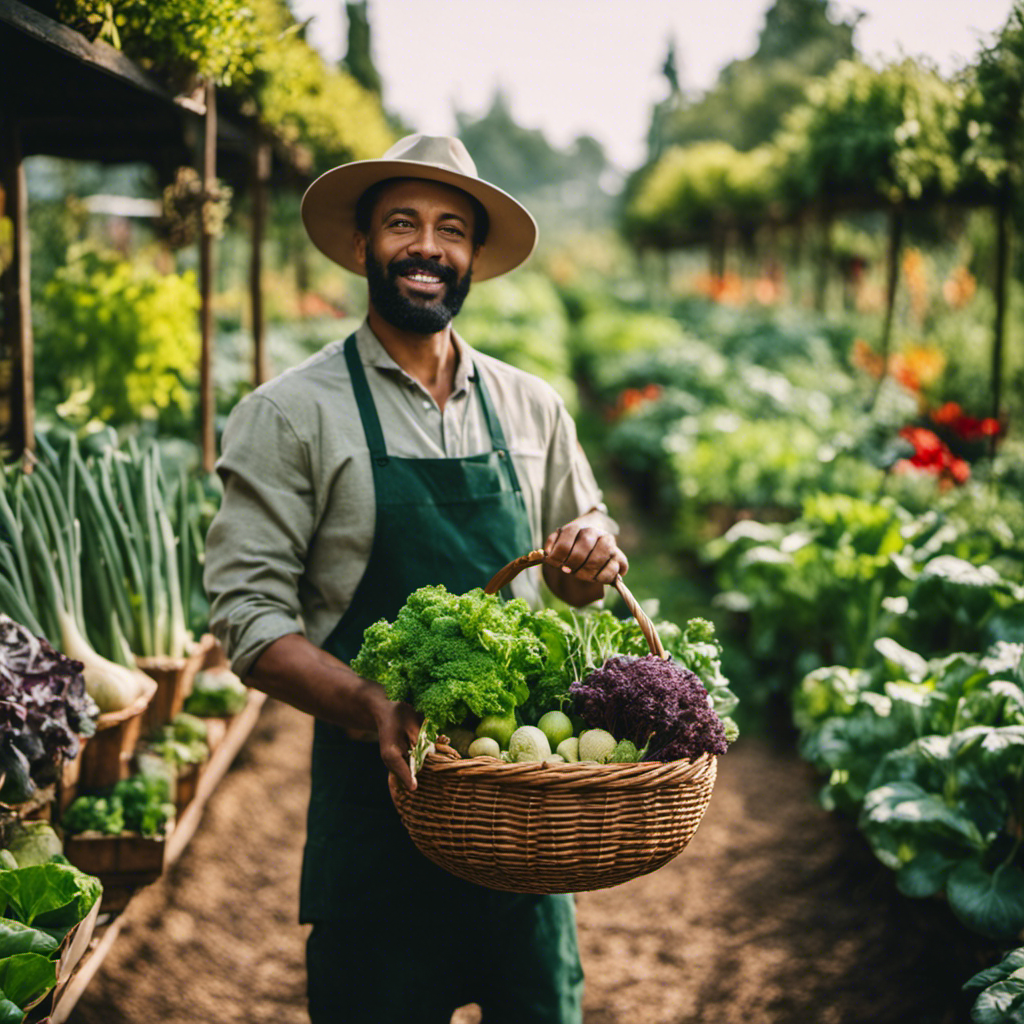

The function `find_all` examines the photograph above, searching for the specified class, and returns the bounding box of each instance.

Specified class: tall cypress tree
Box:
[342,1,381,97]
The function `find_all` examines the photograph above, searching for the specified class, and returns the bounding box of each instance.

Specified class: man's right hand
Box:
[375,699,422,791]
[247,633,423,790]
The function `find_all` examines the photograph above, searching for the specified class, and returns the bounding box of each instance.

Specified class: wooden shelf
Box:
[46,689,268,1024]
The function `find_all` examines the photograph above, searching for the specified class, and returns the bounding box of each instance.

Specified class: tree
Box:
[654,0,858,155]
[342,1,382,97]
[454,90,613,231]
[960,3,1024,427]
[776,58,962,384]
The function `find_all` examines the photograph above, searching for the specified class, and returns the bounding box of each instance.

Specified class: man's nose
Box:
[408,226,444,260]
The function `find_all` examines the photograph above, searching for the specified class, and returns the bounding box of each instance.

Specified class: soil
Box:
[68,697,994,1024]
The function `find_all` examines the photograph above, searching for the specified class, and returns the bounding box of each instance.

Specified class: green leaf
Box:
[0,920,58,958]
[0,995,23,1023]
[875,637,929,682]
[980,727,1024,773]
[859,781,985,871]
[0,865,90,928]
[970,972,1024,1023]
[922,556,1004,589]
[948,861,1024,940]
[895,849,959,898]
[965,949,1024,994]
[0,952,56,1008]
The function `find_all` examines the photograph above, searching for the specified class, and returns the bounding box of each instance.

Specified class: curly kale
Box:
[351,586,544,729]
[570,654,729,761]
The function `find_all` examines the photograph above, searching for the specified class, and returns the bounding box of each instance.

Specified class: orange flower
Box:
[608,383,663,421]
[851,338,885,378]
[942,266,976,309]
[890,345,945,393]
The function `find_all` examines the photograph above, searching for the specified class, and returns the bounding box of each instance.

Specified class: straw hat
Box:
[300,134,538,282]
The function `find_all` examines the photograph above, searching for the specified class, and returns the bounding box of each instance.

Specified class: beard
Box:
[364,250,473,334]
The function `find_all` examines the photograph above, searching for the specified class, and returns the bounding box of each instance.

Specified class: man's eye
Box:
[441,225,465,237]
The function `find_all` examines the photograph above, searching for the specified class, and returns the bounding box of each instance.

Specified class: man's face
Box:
[355,179,480,334]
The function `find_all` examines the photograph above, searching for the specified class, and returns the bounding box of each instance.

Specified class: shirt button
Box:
[422,401,432,410]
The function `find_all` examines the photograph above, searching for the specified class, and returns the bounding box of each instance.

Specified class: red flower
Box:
[896,426,971,487]
[929,401,1005,441]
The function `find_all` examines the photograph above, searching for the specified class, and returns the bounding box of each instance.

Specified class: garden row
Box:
[566,288,1024,1018]
[0,432,270,1022]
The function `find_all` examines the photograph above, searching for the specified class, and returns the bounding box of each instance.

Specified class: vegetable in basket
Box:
[351,585,544,731]
[184,668,248,717]
[570,654,729,762]
[0,615,98,804]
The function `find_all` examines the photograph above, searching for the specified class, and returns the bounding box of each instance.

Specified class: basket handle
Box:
[483,549,666,659]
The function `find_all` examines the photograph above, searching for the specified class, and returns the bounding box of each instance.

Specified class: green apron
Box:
[302,335,583,1023]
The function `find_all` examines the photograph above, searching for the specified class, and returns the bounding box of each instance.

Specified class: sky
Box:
[289,0,1017,171]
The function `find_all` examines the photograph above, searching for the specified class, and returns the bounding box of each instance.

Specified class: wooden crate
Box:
[64,825,172,911]
[137,633,216,735]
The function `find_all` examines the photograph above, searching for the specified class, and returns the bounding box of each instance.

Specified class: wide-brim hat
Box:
[300,134,538,282]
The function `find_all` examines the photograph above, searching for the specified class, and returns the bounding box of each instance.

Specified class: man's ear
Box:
[353,232,367,270]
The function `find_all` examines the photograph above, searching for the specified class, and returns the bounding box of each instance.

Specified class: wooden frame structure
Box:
[0,0,286,468]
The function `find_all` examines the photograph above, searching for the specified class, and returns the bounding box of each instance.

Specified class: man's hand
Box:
[374,699,422,791]
[249,634,424,790]
[542,513,628,606]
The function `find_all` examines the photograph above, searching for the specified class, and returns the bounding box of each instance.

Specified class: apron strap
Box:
[344,334,389,465]
[474,369,524,494]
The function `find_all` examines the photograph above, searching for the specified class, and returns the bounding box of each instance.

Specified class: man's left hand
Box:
[541,514,628,605]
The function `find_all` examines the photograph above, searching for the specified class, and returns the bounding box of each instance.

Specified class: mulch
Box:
[68,698,991,1024]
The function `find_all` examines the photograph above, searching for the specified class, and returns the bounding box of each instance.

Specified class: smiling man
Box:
[204,135,626,1024]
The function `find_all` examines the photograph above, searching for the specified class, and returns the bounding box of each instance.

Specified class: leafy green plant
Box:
[796,638,1024,942]
[62,767,176,837]
[57,0,259,86]
[455,273,577,411]
[964,947,1024,1022]
[35,245,200,430]
[707,494,1024,706]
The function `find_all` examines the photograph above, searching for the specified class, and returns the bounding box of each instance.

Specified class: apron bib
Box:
[301,335,582,1021]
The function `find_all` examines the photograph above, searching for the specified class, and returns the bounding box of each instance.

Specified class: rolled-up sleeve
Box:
[204,393,315,679]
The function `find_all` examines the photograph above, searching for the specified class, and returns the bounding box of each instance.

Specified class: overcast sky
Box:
[289,0,1016,170]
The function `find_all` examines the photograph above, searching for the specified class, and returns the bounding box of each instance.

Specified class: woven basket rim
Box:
[412,748,717,790]
[95,675,158,730]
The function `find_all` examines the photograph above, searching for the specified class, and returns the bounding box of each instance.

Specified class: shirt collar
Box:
[355,319,475,395]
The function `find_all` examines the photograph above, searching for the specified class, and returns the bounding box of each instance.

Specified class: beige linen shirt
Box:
[205,319,614,679]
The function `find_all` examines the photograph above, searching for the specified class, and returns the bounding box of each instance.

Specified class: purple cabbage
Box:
[0,614,98,802]
[570,654,728,761]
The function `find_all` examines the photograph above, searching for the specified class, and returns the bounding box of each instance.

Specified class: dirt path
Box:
[68,698,987,1024]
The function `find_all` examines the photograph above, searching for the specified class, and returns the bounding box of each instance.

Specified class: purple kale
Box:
[569,654,728,761]
[0,614,98,799]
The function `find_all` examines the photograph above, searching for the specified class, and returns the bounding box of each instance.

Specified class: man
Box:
[204,134,628,1023]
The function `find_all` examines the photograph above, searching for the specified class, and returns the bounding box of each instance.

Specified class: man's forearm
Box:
[246,632,390,733]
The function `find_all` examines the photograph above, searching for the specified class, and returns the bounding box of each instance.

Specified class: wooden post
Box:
[250,134,271,386]
[813,206,833,314]
[198,80,216,473]
[991,179,1010,436]
[0,113,33,457]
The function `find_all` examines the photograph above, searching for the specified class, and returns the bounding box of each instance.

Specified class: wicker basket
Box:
[389,549,718,894]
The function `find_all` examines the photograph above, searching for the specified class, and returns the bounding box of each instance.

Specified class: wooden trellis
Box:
[0,0,290,469]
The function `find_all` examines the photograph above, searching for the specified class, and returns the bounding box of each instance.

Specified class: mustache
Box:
[387,256,458,286]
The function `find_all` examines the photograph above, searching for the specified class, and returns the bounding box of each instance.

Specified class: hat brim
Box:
[300,158,538,282]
